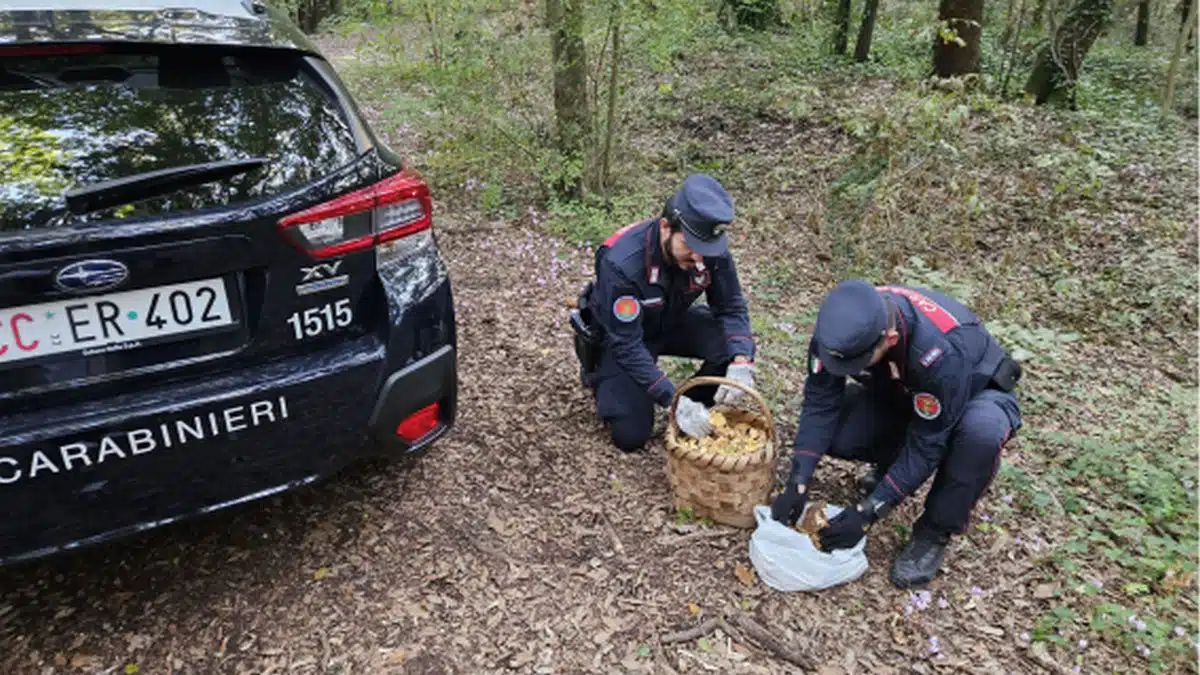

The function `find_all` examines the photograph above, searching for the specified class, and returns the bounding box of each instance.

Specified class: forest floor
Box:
[1,10,1197,675]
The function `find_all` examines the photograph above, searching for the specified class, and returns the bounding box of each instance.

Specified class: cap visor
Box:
[684,230,728,257]
[817,342,875,377]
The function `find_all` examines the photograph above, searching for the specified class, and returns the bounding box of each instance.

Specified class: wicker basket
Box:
[663,376,778,529]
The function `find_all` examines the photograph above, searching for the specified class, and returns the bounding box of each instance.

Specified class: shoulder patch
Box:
[913,392,942,420]
[919,346,945,368]
[613,295,641,322]
[811,356,823,374]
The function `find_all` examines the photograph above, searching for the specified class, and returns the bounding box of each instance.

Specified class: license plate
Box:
[0,277,236,367]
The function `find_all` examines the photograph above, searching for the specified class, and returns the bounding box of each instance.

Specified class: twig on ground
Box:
[725,614,817,672]
[600,513,627,557]
[659,613,817,671]
[660,617,721,645]
[658,529,737,546]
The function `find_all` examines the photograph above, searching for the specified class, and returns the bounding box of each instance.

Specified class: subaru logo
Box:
[54,259,129,294]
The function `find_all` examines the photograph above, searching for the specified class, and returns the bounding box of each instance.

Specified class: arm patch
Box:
[919,346,944,368]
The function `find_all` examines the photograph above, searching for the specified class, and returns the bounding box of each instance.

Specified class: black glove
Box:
[770,480,808,526]
[817,498,892,551]
[817,506,868,551]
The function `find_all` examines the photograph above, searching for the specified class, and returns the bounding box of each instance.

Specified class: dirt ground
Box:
[0,212,1075,675]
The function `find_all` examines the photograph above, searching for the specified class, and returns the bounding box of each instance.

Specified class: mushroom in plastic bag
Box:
[747,503,869,592]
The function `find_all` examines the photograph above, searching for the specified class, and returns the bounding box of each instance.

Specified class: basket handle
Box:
[668,375,776,446]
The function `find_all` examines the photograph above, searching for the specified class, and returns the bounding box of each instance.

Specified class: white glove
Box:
[675,397,713,439]
[715,361,756,405]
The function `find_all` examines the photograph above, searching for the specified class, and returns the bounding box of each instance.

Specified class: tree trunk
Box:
[833,0,853,54]
[1135,0,1150,44]
[546,0,591,199]
[1024,0,1113,105]
[854,0,882,61]
[1164,0,1199,107]
[933,0,986,76]
[600,0,622,194]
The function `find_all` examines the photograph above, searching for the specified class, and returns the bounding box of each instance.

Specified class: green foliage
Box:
[995,379,1198,673]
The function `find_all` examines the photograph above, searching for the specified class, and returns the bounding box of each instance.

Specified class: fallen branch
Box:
[726,614,817,672]
[660,618,720,645]
[659,613,817,671]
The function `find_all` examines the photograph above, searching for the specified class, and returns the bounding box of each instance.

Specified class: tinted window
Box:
[0,45,360,231]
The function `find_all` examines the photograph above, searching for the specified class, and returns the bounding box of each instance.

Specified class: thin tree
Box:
[1164,0,1199,107]
[934,0,986,76]
[599,0,622,193]
[1024,0,1114,105]
[854,0,882,61]
[546,0,591,199]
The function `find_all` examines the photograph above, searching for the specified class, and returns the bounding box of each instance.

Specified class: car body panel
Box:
[0,1,459,566]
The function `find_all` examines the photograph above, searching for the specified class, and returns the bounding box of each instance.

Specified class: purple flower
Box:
[537,278,546,286]
[970,586,983,597]
[1073,667,1081,674]
[981,514,991,522]
[1140,645,1151,658]
[1078,639,1088,649]
[929,636,940,654]
[1175,626,1186,638]
[937,597,949,609]
[1019,632,1030,643]
[1002,494,1013,504]
[1136,620,1147,632]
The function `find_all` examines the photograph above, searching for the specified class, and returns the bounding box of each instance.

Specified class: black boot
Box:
[889,523,952,589]
[856,463,887,496]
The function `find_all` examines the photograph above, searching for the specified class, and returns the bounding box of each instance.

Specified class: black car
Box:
[0,1,458,565]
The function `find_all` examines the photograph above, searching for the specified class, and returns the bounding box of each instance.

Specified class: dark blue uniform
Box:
[586,218,755,451]
[791,284,1021,536]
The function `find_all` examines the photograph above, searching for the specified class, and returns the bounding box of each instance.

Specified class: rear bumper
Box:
[368,343,457,454]
[0,313,457,568]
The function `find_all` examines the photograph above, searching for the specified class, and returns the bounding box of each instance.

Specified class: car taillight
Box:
[278,169,432,259]
[396,403,440,443]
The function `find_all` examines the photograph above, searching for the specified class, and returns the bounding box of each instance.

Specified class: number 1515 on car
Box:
[286,299,353,340]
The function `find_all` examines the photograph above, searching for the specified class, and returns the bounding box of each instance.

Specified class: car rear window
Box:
[0,44,361,231]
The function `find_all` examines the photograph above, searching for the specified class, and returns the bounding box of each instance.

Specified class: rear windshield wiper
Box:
[63,157,268,215]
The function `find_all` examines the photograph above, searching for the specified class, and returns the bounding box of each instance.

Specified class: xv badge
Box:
[296,260,350,296]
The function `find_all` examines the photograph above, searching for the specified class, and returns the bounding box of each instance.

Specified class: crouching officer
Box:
[571,174,757,452]
[770,279,1022,588]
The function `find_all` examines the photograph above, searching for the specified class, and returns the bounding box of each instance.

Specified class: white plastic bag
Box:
[747,503,869,592]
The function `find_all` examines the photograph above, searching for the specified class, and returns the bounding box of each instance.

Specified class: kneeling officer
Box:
[573,174,756,452]
[771,280,1022,588]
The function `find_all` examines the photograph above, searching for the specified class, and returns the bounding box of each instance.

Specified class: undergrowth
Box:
[314,2,1197,671]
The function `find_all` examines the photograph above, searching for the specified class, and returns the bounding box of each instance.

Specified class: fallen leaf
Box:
[978,625,1005,637]
[54,654,66,666]
[637,645,651,658]
[1161,568,1194,594]
[386,649,411,665]
[734,563,756,586]
[125,665,139,674]
[313,567,330,581]
[698,637,713,653]
[818,666,847,675]
[1034,583,1057,599]
[688,603,701,616]
[70,654,103,669]
[714,560,727,570]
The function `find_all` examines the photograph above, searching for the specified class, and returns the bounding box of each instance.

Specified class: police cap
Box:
[666,174,734,257]
[813,279,889,376]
